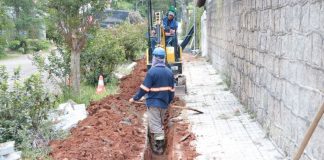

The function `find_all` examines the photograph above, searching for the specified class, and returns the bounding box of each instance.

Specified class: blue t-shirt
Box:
[133,66,175,109]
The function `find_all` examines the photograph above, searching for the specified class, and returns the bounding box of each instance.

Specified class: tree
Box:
[47,0,107,94]
[0,0,13,56]
[3,0,42,38]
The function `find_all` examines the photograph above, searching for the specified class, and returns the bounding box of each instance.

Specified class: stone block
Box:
[301,3,310,32]
[321,2,324,31]
[278,0,287,7]
[269,9,275,32]
[274,9,281,33]
[297,88,311,118]
[292,4,301,31]
[295,34,305,60]
[279,8,286,33]
[269,35,276,54]
[317,70,324,91]
[0,141,14,156]
[3,151,21,160]
[284,6,293,32]
[281,59,290,79]
[309,2,320,30]
[296,63,305,85]
[311,32,322,67]
[259,34,267,52]
[304,66,318,89]
[307,127,324,160]
[284,83,298,107]
[272,0,279,8]
[256,0,262,9]
[304,35,313,62]
[281,35,290,58]
[275,36,283,57]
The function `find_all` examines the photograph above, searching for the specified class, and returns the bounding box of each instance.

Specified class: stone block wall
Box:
[204,0,324,159]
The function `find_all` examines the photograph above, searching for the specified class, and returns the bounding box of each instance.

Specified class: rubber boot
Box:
[152,139,165,155]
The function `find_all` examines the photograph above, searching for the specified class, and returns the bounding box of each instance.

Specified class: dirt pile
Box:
[50,59,147,160]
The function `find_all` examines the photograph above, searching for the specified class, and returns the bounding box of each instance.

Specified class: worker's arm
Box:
[131,73,153,101]
[163,17,168,31]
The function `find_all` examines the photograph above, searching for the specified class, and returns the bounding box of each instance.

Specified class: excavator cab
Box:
[146,1,187,96]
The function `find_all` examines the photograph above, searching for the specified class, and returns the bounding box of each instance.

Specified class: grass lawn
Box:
[0,52,21,60]
[58,81,119,107]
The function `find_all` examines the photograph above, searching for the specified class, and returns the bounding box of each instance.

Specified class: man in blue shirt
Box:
[129,47,175,154]
[163,7,178,46]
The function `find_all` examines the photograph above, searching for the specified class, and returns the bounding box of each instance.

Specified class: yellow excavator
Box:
[145,0,193,96]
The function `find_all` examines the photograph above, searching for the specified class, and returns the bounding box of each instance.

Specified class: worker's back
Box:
[145,66,174,109]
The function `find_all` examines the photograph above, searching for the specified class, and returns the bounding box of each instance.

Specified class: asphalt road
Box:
[0,54,38,83]
[0,53,59,94]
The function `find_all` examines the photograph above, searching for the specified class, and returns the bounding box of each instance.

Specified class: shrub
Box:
[8,40,21,50]
[112,23,147,60]
[81,29,126,85]
[33,47,70,91]
[0,66,58,157]
[0,36,6,57]
[28,39,50,51]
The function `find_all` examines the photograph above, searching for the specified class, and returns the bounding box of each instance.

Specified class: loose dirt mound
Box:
[50,59,147,160]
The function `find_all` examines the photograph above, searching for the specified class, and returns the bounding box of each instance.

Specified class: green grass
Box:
[58,80,119,107]
[0,52,21,60]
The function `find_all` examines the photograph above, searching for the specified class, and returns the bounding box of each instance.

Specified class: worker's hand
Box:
[129,98,135,103]
[139,97,146,102]
[165,32,171,36]
[170,29,175,34]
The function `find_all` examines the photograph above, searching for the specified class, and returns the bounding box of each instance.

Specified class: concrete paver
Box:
[182,55,285,160]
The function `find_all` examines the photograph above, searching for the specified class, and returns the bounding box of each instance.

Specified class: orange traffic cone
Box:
[96,75,106,94]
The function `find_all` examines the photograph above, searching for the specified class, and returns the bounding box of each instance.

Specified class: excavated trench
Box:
[50,58,196,160]
[144,97,197,160]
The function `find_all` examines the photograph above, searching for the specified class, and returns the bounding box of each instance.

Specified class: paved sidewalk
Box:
[182,55,284,160]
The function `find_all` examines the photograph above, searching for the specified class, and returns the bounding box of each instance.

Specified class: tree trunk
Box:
[70,49,81,95]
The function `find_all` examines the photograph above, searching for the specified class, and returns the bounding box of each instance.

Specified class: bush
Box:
[0,66,59,158]
[112,23,147,60]
[81,29,126,85]
[0,36,6,57]
[8,40,21,50]
[33,47,70,91]
[28,39,50,51]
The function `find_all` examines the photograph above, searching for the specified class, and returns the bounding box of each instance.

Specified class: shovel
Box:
[133,101,204,114]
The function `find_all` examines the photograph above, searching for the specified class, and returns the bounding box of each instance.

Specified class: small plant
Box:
[33,47,70,91]
[218,113,230,120]
[220,72,231,91]
[234,109,241,116]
